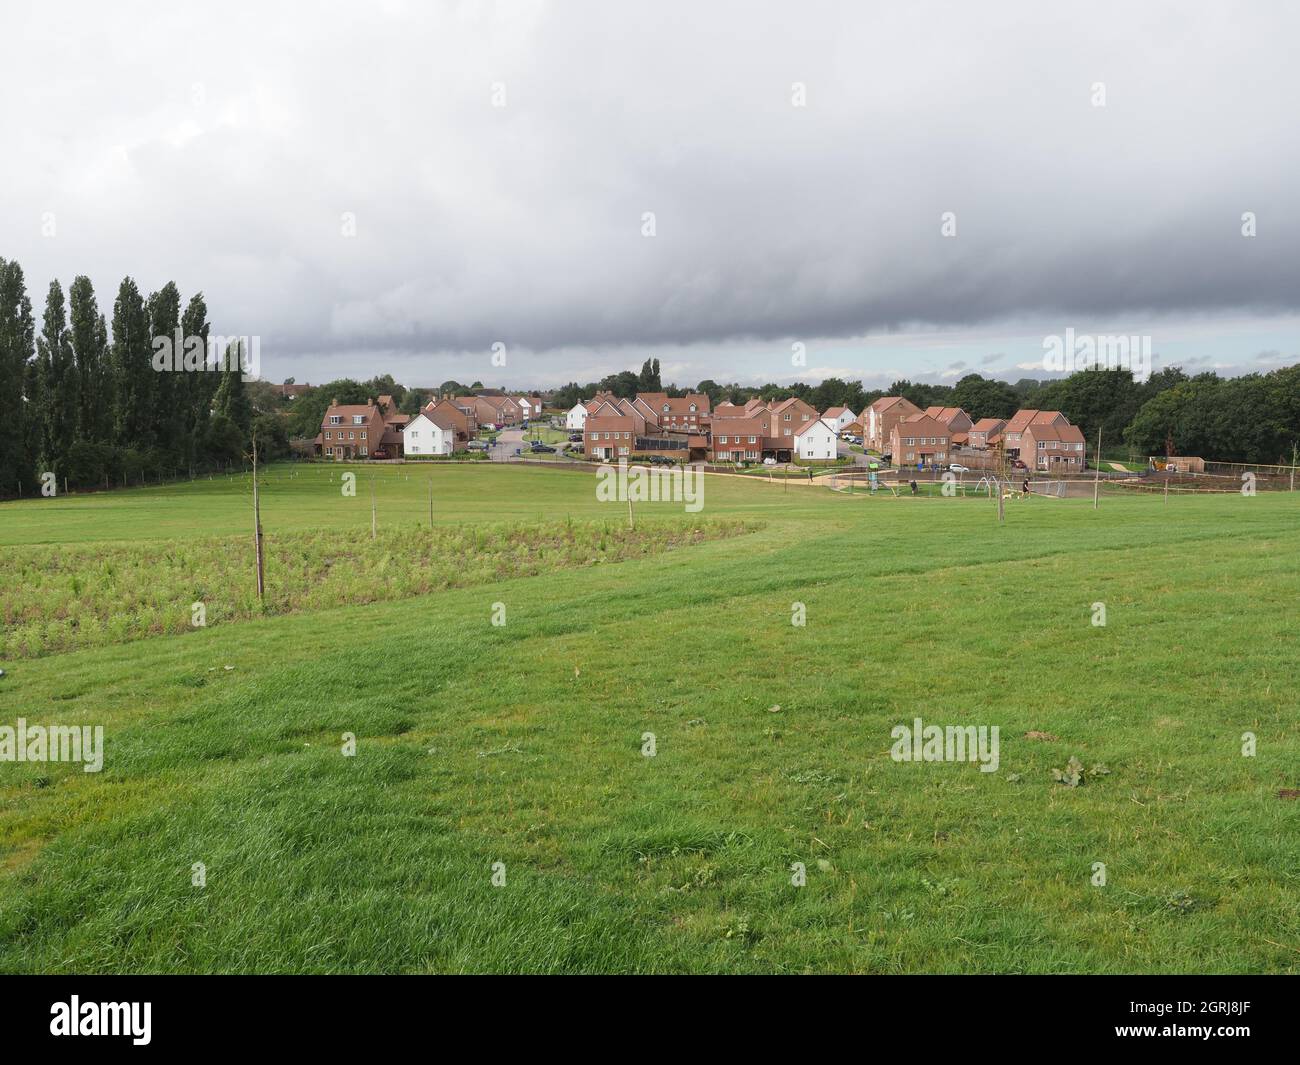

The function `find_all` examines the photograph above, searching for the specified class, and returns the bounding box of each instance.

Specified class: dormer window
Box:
[689,404,696,412]
[353,415,364,425]
[330,415,342,425]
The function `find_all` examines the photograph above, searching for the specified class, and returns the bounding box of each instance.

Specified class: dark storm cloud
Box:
[3,0,1297,379]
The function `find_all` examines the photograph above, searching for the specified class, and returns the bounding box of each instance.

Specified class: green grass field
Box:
[1,463,1297,973]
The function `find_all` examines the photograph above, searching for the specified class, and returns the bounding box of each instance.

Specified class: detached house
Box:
[584,415,636,460]
[515,395,544,421]
[795,418,839,460]
[319,399,390,460]
[1020,422,1087,471]
[888,413,951,468]
[565,402,589,430]
[967,418,1006,450]
[924,407,974,447]
[403,407,458,456]
[710,416,767,463]
[1002,410,1070,460]
[769,397,821,443]
[865,396,921,454]
[824,406,858,433]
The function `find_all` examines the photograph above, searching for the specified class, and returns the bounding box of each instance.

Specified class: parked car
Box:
[467,439,489,451]
[568,433,583,442]
[371,448,389,460]
[949,463,970,473]
[530,443,557,454]
[763,456,777,466]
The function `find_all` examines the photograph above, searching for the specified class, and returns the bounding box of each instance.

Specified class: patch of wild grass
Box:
[0,517,759,659]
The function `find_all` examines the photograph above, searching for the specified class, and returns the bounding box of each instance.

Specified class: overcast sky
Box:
[3,0,1297,389]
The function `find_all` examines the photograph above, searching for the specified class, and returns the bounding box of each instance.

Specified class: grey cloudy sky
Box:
[3,0,1297,388]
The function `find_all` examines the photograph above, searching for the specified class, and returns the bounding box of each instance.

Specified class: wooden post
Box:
[1291,443,1297,492]
[997,484,1005,523]
[1164,475,1169,504]
[428,476,434,526]
[1093,427,1102,510]
[252,436,265,601]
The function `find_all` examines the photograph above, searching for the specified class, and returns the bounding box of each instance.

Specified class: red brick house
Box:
[710,416,767,462]
[865,396,921,454]
[967,418,1006,449]
[888,413,951,468]
[319,399,389,460]
[584,415,636,460]
[1020,422,1087,471]
[423,398,475,446]
[768,397,820,444]
[1002,410,1069,459]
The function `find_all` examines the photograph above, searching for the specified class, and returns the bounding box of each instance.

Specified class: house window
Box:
[689,404,697,412]
[784,413,791,421]
[353,415,364,425]
[324,431,331,440]
[360,446,367,456]
[361,432,367,440]
[349,432,355,440]
[330,416,341,425]
[719,436,728,444]
[748,436,756,444]
[325,447,333,456]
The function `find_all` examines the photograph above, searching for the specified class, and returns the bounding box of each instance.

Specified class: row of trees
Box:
[0,257,270,498]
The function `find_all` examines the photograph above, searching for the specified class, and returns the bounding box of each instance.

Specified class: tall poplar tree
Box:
[34,279,78,473]
[69,275,109,442]
[0,257,35,495]
[147,281,182,454]
[109,277,153,449]
[181,292,213,460]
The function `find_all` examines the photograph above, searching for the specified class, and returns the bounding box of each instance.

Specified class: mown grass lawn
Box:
[0,465,1297,973]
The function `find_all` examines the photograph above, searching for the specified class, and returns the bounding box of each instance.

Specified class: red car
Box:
[371,448,389,460]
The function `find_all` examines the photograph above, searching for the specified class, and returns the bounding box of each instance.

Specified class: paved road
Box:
[491,427,524,461]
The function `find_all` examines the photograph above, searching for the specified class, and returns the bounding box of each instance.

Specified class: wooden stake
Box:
[1093,427,1102,510]
[252,436,265,601]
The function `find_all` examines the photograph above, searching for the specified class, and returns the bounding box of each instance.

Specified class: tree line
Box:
[0,257,276,498]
